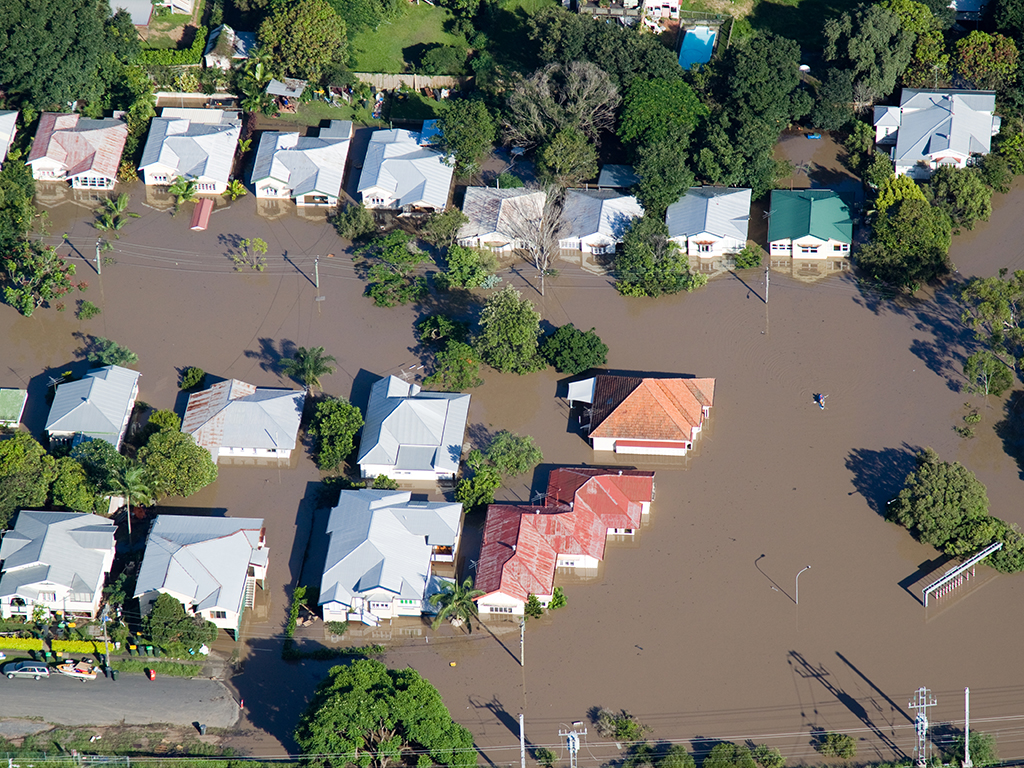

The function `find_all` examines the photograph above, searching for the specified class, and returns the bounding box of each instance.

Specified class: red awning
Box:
[190,198,213,231]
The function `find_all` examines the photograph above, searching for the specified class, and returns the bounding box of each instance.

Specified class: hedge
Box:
[139,26,208,66]
[52,639,110,655]
[0,637,44,651]
[111,659,203,677]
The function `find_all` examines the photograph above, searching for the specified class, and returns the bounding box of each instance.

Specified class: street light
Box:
[795,565,811,605]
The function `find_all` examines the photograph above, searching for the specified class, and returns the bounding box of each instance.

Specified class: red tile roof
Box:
[27,113,127,180]
[546,468,655,530]
[589,375,715,442]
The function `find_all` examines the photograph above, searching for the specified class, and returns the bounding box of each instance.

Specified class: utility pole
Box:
[96,239,102,276]
[518,714,526,768]
[964,688,973,768]
[519,618,525,667]
[560,725,586,768]
[314,255,320,290]
[909,687,937,768]
[764,266,769,304]
[100,605,110,677]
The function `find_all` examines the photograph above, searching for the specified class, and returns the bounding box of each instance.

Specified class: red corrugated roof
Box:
[590,376,715,442]
[546,468,655,530]
[475,505,557,603]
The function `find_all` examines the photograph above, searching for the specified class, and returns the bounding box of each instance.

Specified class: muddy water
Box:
[6,180,1024,764]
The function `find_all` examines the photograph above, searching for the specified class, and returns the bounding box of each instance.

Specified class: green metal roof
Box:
[767,190,853,243]
[0,388,27,424]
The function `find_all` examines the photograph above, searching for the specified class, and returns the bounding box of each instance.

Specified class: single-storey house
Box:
[0,111,17,167]
[45,365,140,450]
[0,388,28,427]
[319,489,463,625]
[203,25,256,70]
[0,511,116,620]
[766,190,852,258]
[568,374,715,456]
[135,516,268,636]
[558,190,643,254]
[666,186,752,258]
[139,108,242,193]
[873,89,1000,179]
[252,121,352,207]
[545,468,655,535]
[357,375,470,482]
[181,379,305,461]
[474,505,558,616]
[358,128,453,212]
[27,113,127,189]
[457,187,545,253]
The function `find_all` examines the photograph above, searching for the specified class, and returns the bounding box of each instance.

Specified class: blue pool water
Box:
[678,25,717,70]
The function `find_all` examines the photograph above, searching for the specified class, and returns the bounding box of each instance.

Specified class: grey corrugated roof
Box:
[266,78,307,98]
[357,376,470,473]
[458,187,544,240]
[873,105,900,128]
[665,186,751,241]
[251,122,351,199]
[45,366,139,446]
[182,380,304,454]
[893,89,998,166]
[597,165,639,188]
[0,511,115,602]
[560,190,643,241]
[139,109,241,186]
[318,490,461,608]
[134,515,265,615]
[358,129,453,210]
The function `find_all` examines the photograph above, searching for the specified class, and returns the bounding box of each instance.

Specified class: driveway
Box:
[0,675,241,728]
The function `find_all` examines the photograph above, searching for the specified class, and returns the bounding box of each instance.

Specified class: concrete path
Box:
[0,675,241,728]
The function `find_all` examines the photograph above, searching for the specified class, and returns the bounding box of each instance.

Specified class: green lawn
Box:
[350,4,468,73]
[678,0,860,49]
[256,101,384,129]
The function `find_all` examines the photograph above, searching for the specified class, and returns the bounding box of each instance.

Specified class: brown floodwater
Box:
[6,176,1024,766]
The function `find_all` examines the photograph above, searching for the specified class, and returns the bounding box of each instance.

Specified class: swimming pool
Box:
[678,25,717,70]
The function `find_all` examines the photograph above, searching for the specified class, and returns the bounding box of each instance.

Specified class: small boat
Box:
[56,660,98,681]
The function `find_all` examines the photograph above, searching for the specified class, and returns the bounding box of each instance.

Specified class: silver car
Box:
[4,661,50,680]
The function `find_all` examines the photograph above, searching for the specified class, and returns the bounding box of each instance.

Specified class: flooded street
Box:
[6,178,1024,764]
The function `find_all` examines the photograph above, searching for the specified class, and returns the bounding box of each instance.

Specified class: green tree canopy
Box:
[881,0,938,34]
[70,439,127,491]
[994,0,1024,34]
[474,287,546,374]
[618,77,708,148]
[295,659,476,768]
[423,341,484,391]
[50,456,103,513]
[259,0,347,82]
[429,577,484,631]
[437,245,496,290]
[716,33,812,133]
[615,215,707,297]
[928,166,992,232]
[874,173,926,215]
[308,396,365,470]
[856,197,951,289]
[482,430,543,477]
[537,126,598,187]
[355,231,431,307]
[953,31,1019,91]
[281,346,338,392]
[704,744,757,768]
[960,269,1024,379]
[823,3,914,101]
[438,99,497,176]
[635,138,695,220]
[888,448,995,556]
[144,593,218,649]
[0,432,57,528]
[542,324,609,375]
[138,430,218,499]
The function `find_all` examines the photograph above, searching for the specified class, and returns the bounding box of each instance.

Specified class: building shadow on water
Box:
[845,445,921,517]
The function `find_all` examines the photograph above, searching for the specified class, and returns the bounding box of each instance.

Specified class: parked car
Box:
[3,661,50,680]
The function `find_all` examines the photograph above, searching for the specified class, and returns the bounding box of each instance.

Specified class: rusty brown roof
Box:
[28,113,127,180]
[589,375,715,442]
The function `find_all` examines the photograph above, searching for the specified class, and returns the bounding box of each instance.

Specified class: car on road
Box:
[3,661,50,680]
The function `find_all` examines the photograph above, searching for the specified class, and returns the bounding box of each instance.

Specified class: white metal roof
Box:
[139,109,242,185]
[0,511,115,602]
[665,186,752,242]
[45,365,140,445]
[458,186,545,241]
[357,375,470,473]
[560,190,643,242]
[134,515,265,615]
[251,122,352,199]
[358,129,453,210]
[319,490,461,608]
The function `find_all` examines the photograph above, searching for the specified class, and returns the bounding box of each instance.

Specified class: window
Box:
[400,599,418,605]
[39,592,57,603]
[799,245,819,255]
[697,243,712,253]
[840,243,849,252]
[370,602,390,611]
[770,242,786,252]
[210,610,227,619]
[488,606,513,613]
[197,182,215,192]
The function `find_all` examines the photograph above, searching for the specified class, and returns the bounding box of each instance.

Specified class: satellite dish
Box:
[799,64,811,72]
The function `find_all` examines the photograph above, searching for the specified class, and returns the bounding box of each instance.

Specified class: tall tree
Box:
[928,166,992,232]
[823,3,914,103]
[0,433,57,528]
[138,431,218,499]
[429,577,484,631]
[856,197,951,289]
[960,269,1024,380]
[437,99,496,176]
[105,461,154,539]
[635,139,695,219]
[475,287,546,374]
[501,186,566,295]
[259,0,347,82]
[953,31,1019,91]
[307,396,365,470]
[354,231,431,307]
[281,346,338,392]
[618,77,707,148]
[537,127,598,187]
[296,660,476,768]
[716,33,812,133]
[615,214,706,297]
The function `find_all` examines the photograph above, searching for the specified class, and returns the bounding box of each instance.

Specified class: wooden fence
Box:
[351,73,474,90]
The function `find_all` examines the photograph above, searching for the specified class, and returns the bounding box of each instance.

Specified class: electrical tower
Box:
[908,687,937,767]
[559,724,586,768]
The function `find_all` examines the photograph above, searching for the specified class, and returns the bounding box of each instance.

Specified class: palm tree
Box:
[223,179,248,201]
[106,462,155,540]
[429,577,484,633]
[167,176,198,215]
[281,346,337,392]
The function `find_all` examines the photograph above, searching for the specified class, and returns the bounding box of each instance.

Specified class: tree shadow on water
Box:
[845,446,921,517]
[909,279,976,392]
[995,390,1024,480]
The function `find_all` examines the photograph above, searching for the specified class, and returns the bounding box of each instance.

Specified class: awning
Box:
[567,378,596,405]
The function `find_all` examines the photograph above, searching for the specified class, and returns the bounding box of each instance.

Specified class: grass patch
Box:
[111,659,203,677]
[263,101,382,128]
[388,91,441,120]
[350,4,467,73]
[501,0,558,13]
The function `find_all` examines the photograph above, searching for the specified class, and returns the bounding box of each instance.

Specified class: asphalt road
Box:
[0,674,241,728]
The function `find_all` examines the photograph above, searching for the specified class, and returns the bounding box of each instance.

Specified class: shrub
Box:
[542,324,608,375]
[111,659,203,676]
[524,593,544,619]
[495,172,524,189]
[815,732,856,759]
[594,709,651,742]
[332,202,376,241]
[534,748,556,768]
[752,745,785,768]
[76,300,101,320]
[733,244,764,270]
[179,366,205,390]
[547,586,567,611]
[52,639,107,654]
[86,337,138,366]
[0,637,44,651]
[370,475,399,490]
[138,27,208,65]
[308,396,365,471]
[325,621,349,635]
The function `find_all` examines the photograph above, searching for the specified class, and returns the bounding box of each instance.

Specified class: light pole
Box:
[796,565,811,605]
